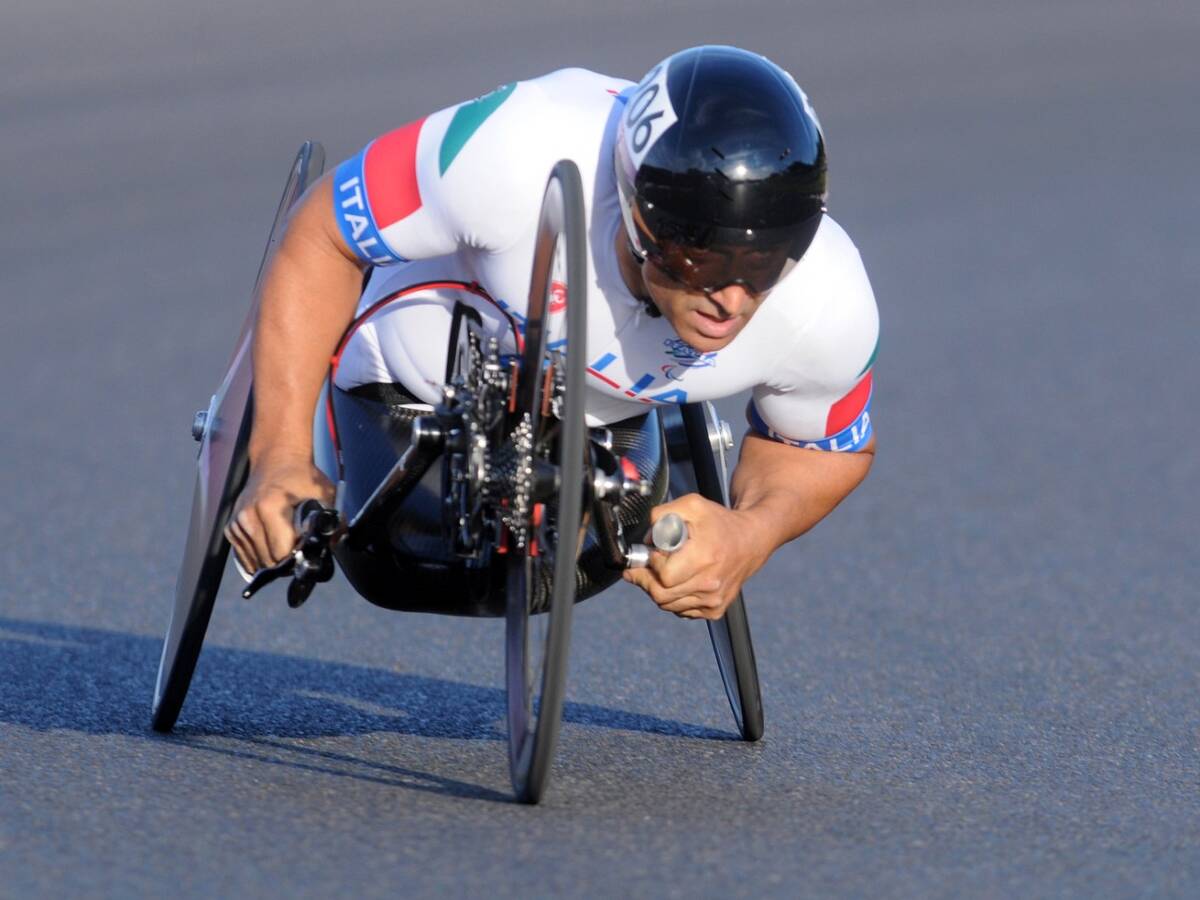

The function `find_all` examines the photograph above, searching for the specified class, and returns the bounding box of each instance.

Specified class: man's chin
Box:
[676,315,741,352]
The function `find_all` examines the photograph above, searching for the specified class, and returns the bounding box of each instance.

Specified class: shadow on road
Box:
[0,616,733,799]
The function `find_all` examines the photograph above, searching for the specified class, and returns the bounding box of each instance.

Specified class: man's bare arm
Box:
[624,431,875,619]
[248,174,365,464]
[225,173,367,573]
[729,430,875,553]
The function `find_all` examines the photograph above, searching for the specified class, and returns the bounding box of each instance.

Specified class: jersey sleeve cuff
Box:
[747,395,873,452]
[332,151,407,266]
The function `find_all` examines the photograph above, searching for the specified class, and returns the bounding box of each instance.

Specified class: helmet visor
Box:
[628,190,825,296]
[637,213,822,295]
[649,238,796,295]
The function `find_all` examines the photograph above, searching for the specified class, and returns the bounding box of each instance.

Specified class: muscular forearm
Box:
[624,431,874,619]
[729,430,875,558]
[248,174,366,466]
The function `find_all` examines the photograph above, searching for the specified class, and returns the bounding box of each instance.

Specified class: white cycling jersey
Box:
[331,67,878,451]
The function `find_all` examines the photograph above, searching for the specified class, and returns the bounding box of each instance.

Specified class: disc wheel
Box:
[504,160,588,803]
[662,402,765,741]
[151,142,325,732]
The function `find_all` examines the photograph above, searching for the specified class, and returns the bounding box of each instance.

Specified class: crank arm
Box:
[346,416,444,547]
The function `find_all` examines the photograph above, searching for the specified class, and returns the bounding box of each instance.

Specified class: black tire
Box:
[151,142,325,732]
[662,402,765,741]
[505,160,588,803]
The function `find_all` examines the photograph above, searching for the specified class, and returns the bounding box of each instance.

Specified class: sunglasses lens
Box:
[651,242,795,294]
[641,210,822,295]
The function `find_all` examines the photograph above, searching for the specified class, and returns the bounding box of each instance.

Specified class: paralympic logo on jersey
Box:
[661,338,717,381]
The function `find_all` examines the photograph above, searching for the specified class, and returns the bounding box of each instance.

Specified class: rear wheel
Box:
[152,142,325,732]
[505,160,588,803]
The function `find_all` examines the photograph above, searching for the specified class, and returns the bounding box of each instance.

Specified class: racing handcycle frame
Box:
[151,143,763,803]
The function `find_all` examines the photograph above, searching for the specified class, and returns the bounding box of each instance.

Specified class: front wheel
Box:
[504,160,589,803]
[152,141,325,732]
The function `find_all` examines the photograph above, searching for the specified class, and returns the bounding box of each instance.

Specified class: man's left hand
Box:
[622,493,769,620]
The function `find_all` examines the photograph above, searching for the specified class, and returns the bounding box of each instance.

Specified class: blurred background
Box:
[2,1,1198,896]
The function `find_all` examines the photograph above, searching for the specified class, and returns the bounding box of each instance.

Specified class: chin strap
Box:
[627,233,645,266]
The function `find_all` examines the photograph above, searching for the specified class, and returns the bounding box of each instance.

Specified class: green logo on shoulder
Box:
[857,337,878,377]
[439,82,517,176]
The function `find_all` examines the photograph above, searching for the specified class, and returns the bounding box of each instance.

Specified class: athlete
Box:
[227,45,879,621]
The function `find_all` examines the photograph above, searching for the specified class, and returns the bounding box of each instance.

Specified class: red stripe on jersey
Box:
[364,118,426,228]
[588,368,621,389]
[826,370,873,436]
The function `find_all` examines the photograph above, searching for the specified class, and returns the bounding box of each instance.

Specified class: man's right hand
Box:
[225,453,335,576]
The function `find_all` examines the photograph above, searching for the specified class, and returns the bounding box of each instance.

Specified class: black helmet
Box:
[615,45,827,295]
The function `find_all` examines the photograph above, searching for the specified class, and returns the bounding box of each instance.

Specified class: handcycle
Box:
[151,142,764,803]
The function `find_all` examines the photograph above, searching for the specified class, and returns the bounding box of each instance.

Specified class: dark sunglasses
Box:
[642,240,798,296]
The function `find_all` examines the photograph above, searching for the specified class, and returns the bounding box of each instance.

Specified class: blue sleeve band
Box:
[747,395,873,452]
[332,150,405,266]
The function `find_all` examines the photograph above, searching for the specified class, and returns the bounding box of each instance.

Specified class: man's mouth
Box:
[690,309,740,339]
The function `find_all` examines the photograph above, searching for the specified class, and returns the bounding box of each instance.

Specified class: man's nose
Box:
[708,283,756,316]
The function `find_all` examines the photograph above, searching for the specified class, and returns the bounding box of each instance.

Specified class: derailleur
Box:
[339,315,519,563]
[431,327,513,559]
[242,499,342,608]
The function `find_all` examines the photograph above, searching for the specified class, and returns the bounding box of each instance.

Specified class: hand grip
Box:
[241,499,340,602]
[650,513,688,553]
[625,513,688,568]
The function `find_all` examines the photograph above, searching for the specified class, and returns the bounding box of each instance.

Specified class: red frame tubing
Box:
[324,279,522,480]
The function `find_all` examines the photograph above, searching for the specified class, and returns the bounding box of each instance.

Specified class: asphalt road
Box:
[2,1,1198,896]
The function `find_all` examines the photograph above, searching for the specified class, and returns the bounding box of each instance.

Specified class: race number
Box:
[622,63,677,169]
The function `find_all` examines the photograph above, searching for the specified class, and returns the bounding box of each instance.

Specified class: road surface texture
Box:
[2,1,1197,896]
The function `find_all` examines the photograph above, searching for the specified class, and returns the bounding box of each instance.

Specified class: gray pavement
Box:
[2,1,1198,896]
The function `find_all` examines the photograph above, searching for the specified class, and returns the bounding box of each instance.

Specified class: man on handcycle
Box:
[227,45,878,621]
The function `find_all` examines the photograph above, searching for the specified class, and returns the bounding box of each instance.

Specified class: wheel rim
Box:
[152,142,325,731]
[505,162,588,802]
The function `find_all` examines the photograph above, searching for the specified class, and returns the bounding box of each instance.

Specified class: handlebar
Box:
[241,499,341,607]
[625,513,688,569]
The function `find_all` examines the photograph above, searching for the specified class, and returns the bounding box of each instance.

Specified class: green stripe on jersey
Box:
[857,336,879,377]
[439,82,517,176]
